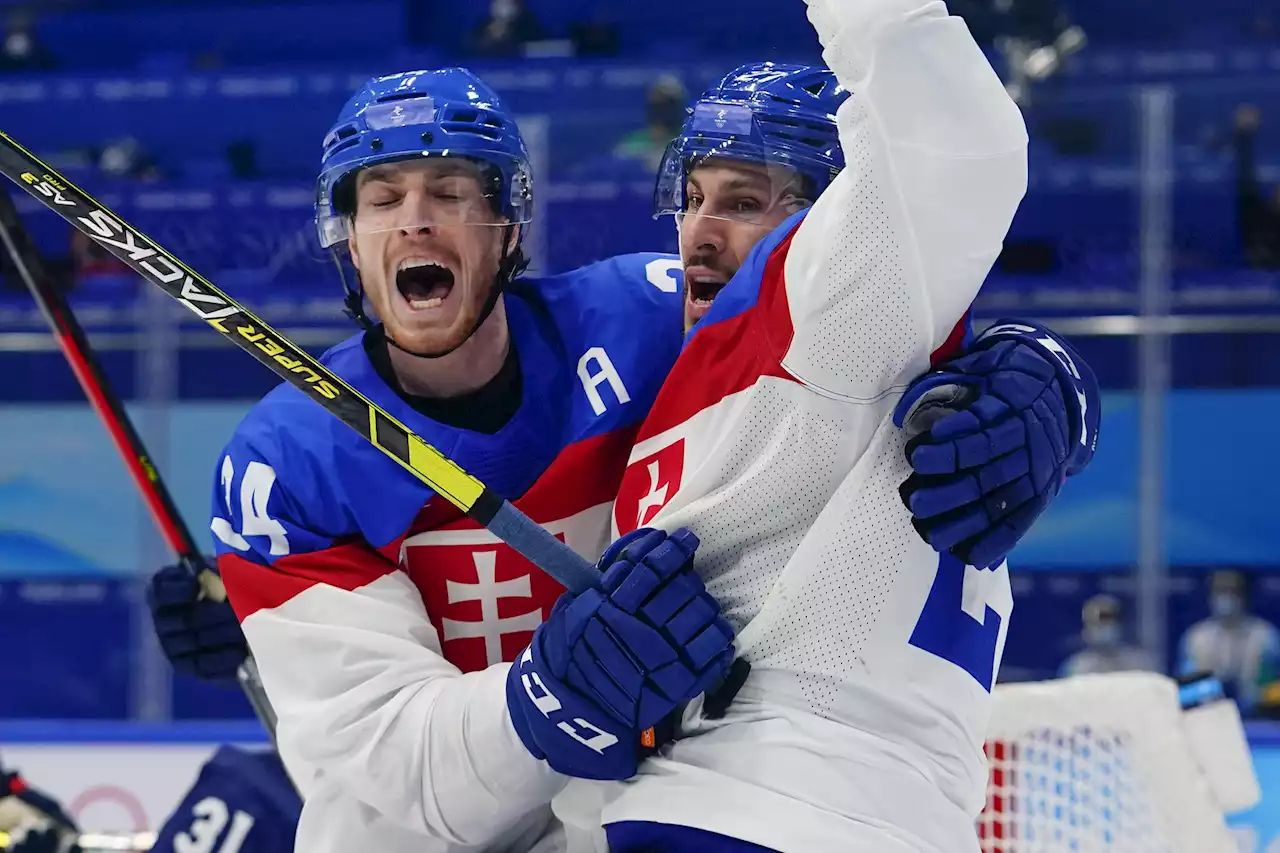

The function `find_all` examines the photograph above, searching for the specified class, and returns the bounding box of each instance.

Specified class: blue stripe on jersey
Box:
[682,209,810,349]
[607,821,782,853]
[211,252,684,569]
[0,720,271,743]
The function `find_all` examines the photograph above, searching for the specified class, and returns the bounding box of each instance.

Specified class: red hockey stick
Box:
[0,183,279,739]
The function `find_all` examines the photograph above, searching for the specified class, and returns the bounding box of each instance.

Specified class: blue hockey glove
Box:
[146,562,249,682]
[506,527,734,780]
[894,320,1100,569]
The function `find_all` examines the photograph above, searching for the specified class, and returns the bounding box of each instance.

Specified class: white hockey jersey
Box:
[587,1,1029,851]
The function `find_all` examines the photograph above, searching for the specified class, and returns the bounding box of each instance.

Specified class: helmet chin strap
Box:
[341,224,526,361]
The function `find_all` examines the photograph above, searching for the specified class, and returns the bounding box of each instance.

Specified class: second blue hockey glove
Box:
[894,321,1099,570]
[506,527,734,780]
[147,562,249,682]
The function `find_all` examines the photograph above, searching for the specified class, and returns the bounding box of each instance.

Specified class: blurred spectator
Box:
[611,75,689,173]
[1058,594,1156,678]
[950,0,1085,105]
[471,0,544,58]
[1250,11,1278,42]
[570,18,620,58]
[98,137,163,182]
[1178,570,1280,716]
[0,8,55,73]
[1233,105,1280,270]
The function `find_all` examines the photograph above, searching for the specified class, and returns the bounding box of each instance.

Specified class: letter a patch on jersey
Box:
[614,438,685,534]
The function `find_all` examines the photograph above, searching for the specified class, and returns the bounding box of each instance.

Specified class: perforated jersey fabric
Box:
[586,1,1029,851]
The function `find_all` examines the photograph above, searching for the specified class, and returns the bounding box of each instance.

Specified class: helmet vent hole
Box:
[326,138,360,157]
[376,92,429,104]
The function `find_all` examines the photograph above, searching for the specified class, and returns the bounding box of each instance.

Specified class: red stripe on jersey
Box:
[519,422,641,516]
[220,543,397,622]
[391,424,641,672]
[636,224,804,443]
[931,311,970,366]
[389,422,643,548]
[223,423,640,670]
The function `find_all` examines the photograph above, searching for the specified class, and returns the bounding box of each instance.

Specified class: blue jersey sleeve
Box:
[208,382,430,617]
[524,252,685,443]
[210,420,336,569]
[151,748,300,853]
[206,377,566,848]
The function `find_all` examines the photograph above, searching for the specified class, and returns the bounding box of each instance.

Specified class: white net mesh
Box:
[979,673,1238,853]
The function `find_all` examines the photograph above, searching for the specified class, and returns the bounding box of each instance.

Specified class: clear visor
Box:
[318,153,532,249]
[654,139,817,226]
[654,103,823,226]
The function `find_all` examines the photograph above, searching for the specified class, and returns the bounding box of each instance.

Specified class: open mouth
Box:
[396,259,455,311]
[686,272,728,311]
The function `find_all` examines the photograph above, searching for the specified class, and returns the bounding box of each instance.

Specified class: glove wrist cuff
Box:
[975,319,1099,475]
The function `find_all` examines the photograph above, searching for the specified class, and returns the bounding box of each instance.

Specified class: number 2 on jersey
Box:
[645,258,682,293]
[908,555,1013,692]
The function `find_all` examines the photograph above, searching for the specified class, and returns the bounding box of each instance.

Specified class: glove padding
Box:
[146,563,249,681]
[506,527,734,780]
[894,338,1074,569]
[0,771,80,853]
[1,825,78,853]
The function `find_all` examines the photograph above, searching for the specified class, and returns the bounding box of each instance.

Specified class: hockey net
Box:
[979,672,1242,853]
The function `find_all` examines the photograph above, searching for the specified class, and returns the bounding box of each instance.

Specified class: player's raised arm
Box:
[211,426,567,849]
[783,0,1028,399]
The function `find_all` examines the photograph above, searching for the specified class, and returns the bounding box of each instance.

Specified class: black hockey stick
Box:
[0,181,282,740]
[0,130,599,594]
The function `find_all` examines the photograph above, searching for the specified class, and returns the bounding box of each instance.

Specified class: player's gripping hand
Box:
[894,321,1100,570]
[146,562,249,681]
[506,528,734,780]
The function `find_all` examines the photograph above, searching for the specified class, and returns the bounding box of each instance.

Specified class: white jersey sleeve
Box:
[214,429,564,853]
[782,0,1028,400]
[597,4,1027,851]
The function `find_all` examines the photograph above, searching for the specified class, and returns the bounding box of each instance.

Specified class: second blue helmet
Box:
[654,62,849,219]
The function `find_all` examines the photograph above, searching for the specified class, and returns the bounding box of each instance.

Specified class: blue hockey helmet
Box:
[654,62,849,222]
[315,68,534,249]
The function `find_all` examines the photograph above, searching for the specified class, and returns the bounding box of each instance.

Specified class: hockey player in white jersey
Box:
[559,1,1100,851]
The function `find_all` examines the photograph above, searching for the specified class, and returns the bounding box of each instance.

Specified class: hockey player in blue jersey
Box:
[147,747,300,853]
[1,746,297,853]
[208,67,733,853]
[147,61,1099,853]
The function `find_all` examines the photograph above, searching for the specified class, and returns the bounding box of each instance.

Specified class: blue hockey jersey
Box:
[210,253,683,853]
[151,747,299,853]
